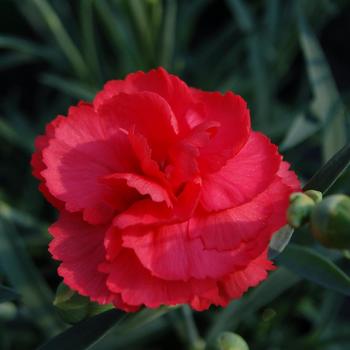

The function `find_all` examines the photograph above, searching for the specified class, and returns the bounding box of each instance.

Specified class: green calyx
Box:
[310,194,350,249]
[53,282,113,324]
[217,332,249,350]
[287,190,323,228]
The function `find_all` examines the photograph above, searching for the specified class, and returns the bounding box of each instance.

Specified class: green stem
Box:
[181,305,205,350]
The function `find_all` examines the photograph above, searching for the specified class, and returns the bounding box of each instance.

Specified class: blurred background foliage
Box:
[0,0,350,349]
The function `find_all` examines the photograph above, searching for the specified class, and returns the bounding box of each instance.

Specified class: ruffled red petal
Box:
[101,249,225,310]
[190,89,251,173]
[49,212,113,304]
[31,115,65,209]
[200,132,281,211]
[94,68,193,130]
[41,103,138,224]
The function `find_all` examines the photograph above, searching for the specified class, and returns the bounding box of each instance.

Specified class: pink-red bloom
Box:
[32,68,300,311]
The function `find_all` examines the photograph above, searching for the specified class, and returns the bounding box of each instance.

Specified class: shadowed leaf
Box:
[0,216,64,337]
[0,285,20,303]
[38,307,174,350]
[281,7,347,154]
[303,142,350,193]
[276,244,350,295]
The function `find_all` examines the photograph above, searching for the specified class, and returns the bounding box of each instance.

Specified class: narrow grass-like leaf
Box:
[148,0,163,46]
[191,23,236,69]
[303,142,350,193]
[0,200,47,232]
[177,0,210,50]
[127,0,154,64]
[280,110,321,151]
[159,0,177,69]
[298,10,347,161]
[0,52,37,70]
[80,0,101,83]
[95,0,140,72]
[264,0,279,44]
[40,74,97,101]
[38,306,174,350]
[276,244,350,295]
[31,0,89,79]
[37,309,123,350]
[205,268,300,344]
[0,216,64,337]
[281,7,347,154]
[0,118,33,153]
[0,285,20,303]
[0,35,53,59]
[226,0,254,32]
[90,317,167,350]
[226,0,269,126]
[116,306,175,332]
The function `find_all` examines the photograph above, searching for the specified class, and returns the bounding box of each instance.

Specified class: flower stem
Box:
[181,305,206,350]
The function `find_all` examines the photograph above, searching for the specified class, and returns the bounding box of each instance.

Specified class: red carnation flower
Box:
[31,68,300,311]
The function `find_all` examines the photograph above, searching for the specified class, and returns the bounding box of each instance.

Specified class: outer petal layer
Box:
[101,249,225,310]
[49,211,113,304]
[42,103,137,224]
[31,115,65,209]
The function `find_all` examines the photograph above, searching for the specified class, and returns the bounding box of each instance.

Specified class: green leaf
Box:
[0,216,64,337]
[281,6,347,154]
[40,74,97,100]
[0,52,37,70]
[298,9,347,161]
[127,0,155,64]
[95,0,141,72]
[264,0,279,44]
[0,285,20,303]
[205,268,300,344]
[53,282,114,325]
[226,0,270,127]
[226,0,254,33]
[30,0,89,79]
[177,0,211,51]
[38,309,122,350]
[53,283,91,324]
[159,0,177,69]
[268,225,294,259]
[0,35,54,59]
[79,0,102,83]
[0,201,47,231]
[303,142,350,193]
[280,110,321,151]
[276,244,350,295]
[0,117,34,153]
[38,307,175,350]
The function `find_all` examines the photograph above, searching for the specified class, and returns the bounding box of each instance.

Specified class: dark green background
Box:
[0,0,350,349]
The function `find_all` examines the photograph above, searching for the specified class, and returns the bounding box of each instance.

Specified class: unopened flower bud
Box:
[310,194,350,249]
[287,191,322,228]
[217,332,249,350]
[304,190,323,204]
